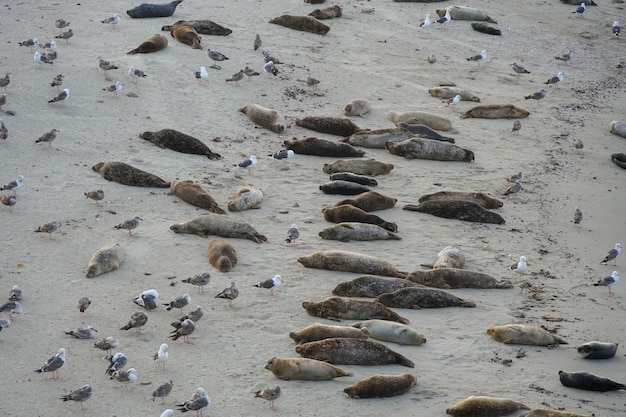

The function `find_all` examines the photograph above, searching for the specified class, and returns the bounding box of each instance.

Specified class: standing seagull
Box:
[48,88,69,104]
[93,336,120,355]
[35,128,59,147]
[236,155,257,175]
[164,294,191,314]
[128,67,147,83]
[8,285,22,301]
[1,195,16,211]
[0,301,22,319]
[524,89,546,105]
[60,384,92,409]
[153,380,174,404]
[119,311,148,333]
[466,50,486,64]
[177,387,210,416]
[510,256,528,274]
[170,319,195,343]
[613,21,620,36]
[182,272,210,294]
[572,2,586,15]
[207,48,229,69]
[306,75,320,88]
[34,51,54,68]
[555,51,573,65]
[420,14,431,28]
[511,120,521,133]
[0,73,10,92]
[226,69,244,84]
[244,66,260,78]
[601,243,621,266]
[504,179,522,196]
[545,72,563,88]
[98,56,119,78]
[104,352,128,375]
[103,81,123,97]
[594,271,619,294]
[1,175,24,195]
[215,281,238,307]
[444,94,461,108]
[34,347,66,378]
[35,220,62,240]
[263,61,279,77]
[55,28,73,44]
[286,223,299,245]
[0,119,7,140]
[153,343,169,371]
[573,206,583,225]
[255,386,281,410]
[511,63,530,74]
[253,34,262,51]
[55,19,70,33]
[50,74,64,89]
[102,13,121,29]
[77,297,92,313]
[254,275,283,296]
[436,8,451,25]
[40,40,57,51]
[85,189,104,204]
[110,368,137,390]
[114,216,142,234]
[194,66,209,84]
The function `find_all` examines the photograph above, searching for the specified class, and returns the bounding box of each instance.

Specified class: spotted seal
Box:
[284,137,364,157]
[269,15,330,35]
[376,287,476,309]
[319,222,401,242]
[323,159,394,176]
[460,104,529,119]
[127,0,183,18]
[92,161,170,188]
[329,172,377,186]
[428,86,481,102]
[343,99,370,117]
[170,179,226,214]
[319,181,370,195]
[86,244,124,278]
[169,24,201,49]
[344,374,416,399]
[140,129,221,159]
[407,268,513,289]
[207,238,237,272]
[435,5,497,23]
[289,323,369,345]
[127,34,168,54]
[558,370,625,392]
[386,138,474,162]
[342,128,413,149]
[418,191,503,209]
[161,19,232,36]
[309,5,342,20]
[264,357,352,380]
[446,396,529,417]
[487,324,568,345]
[170,213,267,243]
[298,250,407,277]
[351,320,426,345]
[295,338,414,367]
[388,111,452,131]
[227,185,263,211]
[332,276,420,298]
[403,200,505,224]
[302,296,409,323]
[322,205,397,232]
[576,341,618,359]
[239,104,285,134]
[334,191,397,212]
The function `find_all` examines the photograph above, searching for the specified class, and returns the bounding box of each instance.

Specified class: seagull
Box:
[263,61,279,76]
[177,387,210,417]
[64,325,98,339]
[215,281,238,307]
[255,386,281,410]
[104,352,128,375]
[572,2,586,15]
[170,319,195,343]
[98,56,119,78]
[102,13,121,28]
[253,34,262,51]
[207,48,228,69]
[512,120,521,133]
[40,40,57,51]
[601,243,621,266]
[94,336,119,355]
[133,289,159,310]
[114,216,142,234]
[119,311,148,333]
[128,67,147,83]
[0,120,6,141]
[84,189,104,204]
[182,272,211,293]
[420,13,431,28]
[103,81,123,97]
[35,347,66,378]
[35,128,59,147]
[262,50,282,64]
[0,318,10,333]
[613,21,620,36]
[510,256,528,274]
[161,410,174,417]
[286,223,299,245]
[164,294,191,314]
[574,139,584,150]
[19,38,39,50]
[437,8,451,25]
[153,380,174,404]
[50,74,64,89]
[42,50,57,62]
[594,271,619,294]
[35,220,62,240]
[173,306,205,328]
[153,343,169,371]
[226,69,244,84]
[444,94,461,108]
[0,93,6,111]
[467,50,486,64]
[0,301,22,320]
[55,28,73,44]
[0,194,15,211]
[8,285,22,301]
[1,175,24,195]
[555,51,573,65]
[254,275,283,296]
[34,51,54,68]
[110,368,137,390]
[48,88,70,104]
[306,75,320,88]
[504,179,522,196]
[511,63,530,74]
[545,72,563,88]
[55,19,70,32]
[270,150,294,160]
[427,54,437,64]
[573,205,583,224]
[0,73,9,92]
[77,297,92,313]
[525,89,547,104]
[60,384,92,409]
[244,66,260,78]
[194,66,209,84]
[236,155,257,175]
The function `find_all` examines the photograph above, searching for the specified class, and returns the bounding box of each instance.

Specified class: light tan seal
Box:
[421,245,465,269]
[418,191,503,209]
[334,191,397,212]
[521,410,595,417]
[428,86,480,102]
[264,357,352,380]
[170,213,267,243]
[92,161,170,188]
[298,250,407,278]
[343,99,371,117]
[323,158,394,176]
[269,15,330,35]
[446,396,529,417]
[86,244,124,278]
[319,222,401,242]
[127,34,168,54]
[386,138,474,162]
[295,338,414,367]
[332,276,420,298]
[344,373,416,399]
[302,296,409,323]
[460,104,529,119]
[407,268,513,289]
[322,205,397,232]
[388,111,452,131]
[170,179,226,214]
[376,287,476,309]
[289,323,369,345]
[227,185,263,212]
[207,238,237,272]
[170,23,202,49]
[351,320,426,345]
[435,5,498,23]
[487,324,568,345]
[239,104,285,134]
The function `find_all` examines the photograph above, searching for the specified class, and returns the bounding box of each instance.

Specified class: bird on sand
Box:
[35,128,59,147]
[511,120,521,133]
[573,205,583,225]
[545,71,563,88]
[254,275,283,296]
[420,13,431,28]
[1,175,24,195]
[511,62,530,74]
[101,13,121,28]
[286,223,299,245]
[504,180,522,196]
[35,220,62,239]
[255,386,281,410]
[153,380,174,404]
[153,343,169,371]
[0,301,22,319]
[164,294,191,314]
[215,281,238,307]
[524,89,546,104]
[510,256,528,274]
[64,325,98,339]
[170,319,195,343]
[8,285,22,301]
[207,48,228,69]
[35,347,66,378]
[94,336,119,355]
[50,74,64,89]
[55,28,73,44]
[77,297,92,313]
[601,243,621,266]
[114,216,142,234]
[555,51,573,65]
[84,189,104,204]
[119,311,148,333]
[181,272,210,293]
[103,81,123,97]
[594,271,619,294]
[128,67,147,83]
[48,88,69,104]
[235,155,257,175]
[253,34,262,51]
[1,195,16,211]
[60,384,92,409]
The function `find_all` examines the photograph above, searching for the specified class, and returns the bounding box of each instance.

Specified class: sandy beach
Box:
[1,0,625,416]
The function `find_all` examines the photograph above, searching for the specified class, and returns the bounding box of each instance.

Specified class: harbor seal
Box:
[319,181,370,195]
[170,213,267,243]
[471,22,502,36]
[403,200,505,224]
[139,129,222,159]
[239,104,285,134]
[319,222,401,242]
[351,320,426,345]
[207,238,237,272]
[376,287,476,309]
[407,268,513,289]
[323,159,394,176]
[227,185,263,211]
[302,296,409,323]
[611,153,626,169]
[420,245,465,269]
[446,396,529,417]
[435,5,497,23]
[418,191,503,209]
[460,104,529,119]
[334,191,397,212]
[92,161,170,188]
[170,23,201,49]
[284,137,365,157]
[388,111,452,131]
[322,205,397,232]
[610,120,626,138]
[332,276,420,298]
[309,5,342,20]
[295,338,414,367]
[295,116,362,136]
[269,15,330,35]
[487,324,568,345]
[395,123,455,143]
[343,99,370,117]
[428,86,481,102]
[162,19,232,36]
[342,128,413,149]
[329,172,377,186]
[521,410,595,417]
[127,0,182,18]
[289,323,369,345]
[344,373,416,399]
[558,370,625,392]
[576,341,618,359]
[386,138,474,162]
[298,250,407,277]
[170,179,226,214]
[127,34,168,54]
[264,357,352,380]
[86,244,124,278]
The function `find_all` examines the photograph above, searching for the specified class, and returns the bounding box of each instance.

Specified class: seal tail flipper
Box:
[395,353,415,368]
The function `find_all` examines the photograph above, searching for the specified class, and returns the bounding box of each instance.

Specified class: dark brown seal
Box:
[284,137,364,157]
[289,323,369,345]
[323,204,397,232]
[127,0,182,18]
[239,104,285,134]
[269,15,330,35]
[376,287,476,309]
[302,296,409,323]
[576,341,619,359]
[332,275,422,298]
[139,129,222,159]
[334,191,397,212]
[298,250,407,277]
[558,370,625,392]
[460,104,529,119]
[611,153,626,169]
[127,34,168,54]
[319,181,370,196]
[309,5,342,20]
[264,357,352,380]
[344,373,416,399]
[418,191,503,209]
[386,138,474,162]
[295,338,414,367]
[170,24,202,49]
[323,159,394,176]
[319,223,401,242]
[471,22,501,36]
[295,116,362,137]
[207,238,237,272]
[407,268,513,289]
[329,172,377,186]
[161,19,232,36]
[403,200,505,225]
[170,213,267,243]
[446,396,529,417]
[170,179,226,214]
[92,161,170,188]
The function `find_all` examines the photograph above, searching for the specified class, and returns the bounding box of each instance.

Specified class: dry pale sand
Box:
[1,0,625,416]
